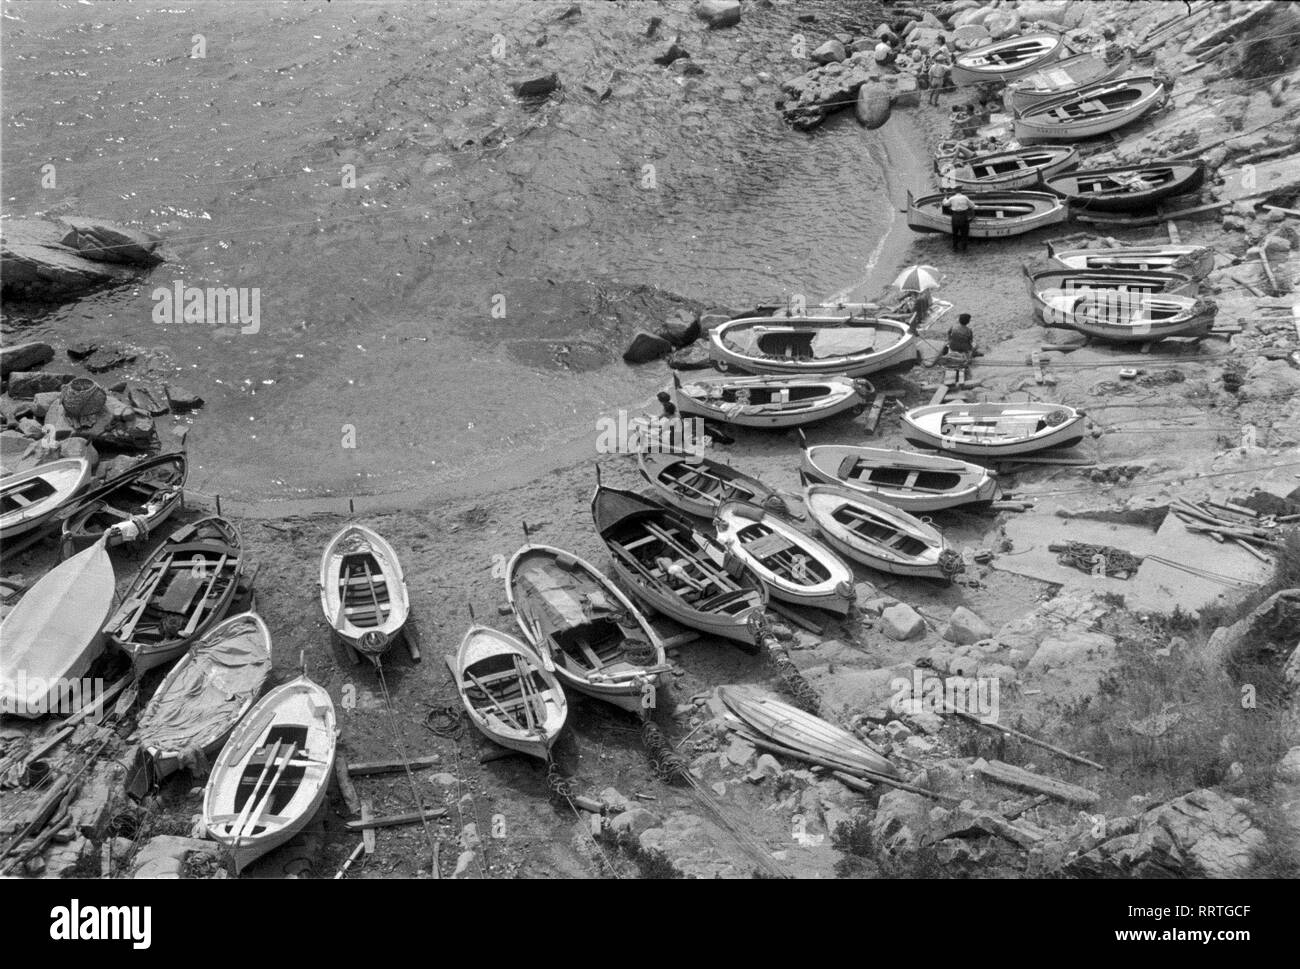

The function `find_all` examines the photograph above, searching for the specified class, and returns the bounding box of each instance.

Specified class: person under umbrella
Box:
[891,265,940,331]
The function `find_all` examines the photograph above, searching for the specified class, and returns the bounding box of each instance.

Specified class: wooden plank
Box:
[1166,220,1180,244]
[361,799,376,854]
[975,759,1099,806]
[332,754,361,818]
[767,601,824,635]
[345,807,448,831]
[346,755,444,777]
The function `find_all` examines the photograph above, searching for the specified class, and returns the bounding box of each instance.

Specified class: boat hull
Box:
[952,146,1078,192]
[1025,267,1198,324]
[61,452,188,551]
[591,486,767,647]
[202,675,336,873]
[713,501,855,616]
[453,625,567,759]
[800,445,998,512]
[907,191,1068,238]
[636,450,780,520]
[319,524,410,659]
[708,316,918,378]
[1056,294,1217,342]
[1005,50,1134,112]
[1043,162,1205,212]
[950,33,1065,87]
[506,543,668,716]
[0,457,92,540]
[804,485,954,581]
[674,374,869,429]
[1046,244,1216,280]
[1013,75,1168,141]
[902,403,1087,457]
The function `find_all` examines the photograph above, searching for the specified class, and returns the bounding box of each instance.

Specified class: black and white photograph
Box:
[0,0,1294,939]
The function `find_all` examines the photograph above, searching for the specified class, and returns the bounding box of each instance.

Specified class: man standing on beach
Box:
[927,58,948,105]
[945,189,974,252]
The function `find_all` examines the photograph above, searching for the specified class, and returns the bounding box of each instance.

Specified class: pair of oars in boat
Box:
[230,739,299,845]
[465,661,543,736]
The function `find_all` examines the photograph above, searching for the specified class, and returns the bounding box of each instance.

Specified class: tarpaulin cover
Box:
[135,615,270,753]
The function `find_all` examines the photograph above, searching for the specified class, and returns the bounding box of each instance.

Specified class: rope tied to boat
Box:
[423,704,467,740]
[641,720,689,783]
[747,612,821,714]
[544,759,575,801]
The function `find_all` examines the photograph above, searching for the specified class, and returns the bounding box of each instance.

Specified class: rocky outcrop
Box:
[778,54,884,130]
[696,0,740,30]
[0,342,54,379]
[1,217,163,300]
[1064,789,1267,878]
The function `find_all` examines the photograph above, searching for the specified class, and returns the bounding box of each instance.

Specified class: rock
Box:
[1017,1,1071,25]
[857,82,893,128]
[942,606,992,645]
[881,603,926,641]
[871,789,930,853]
[906,709,946,735]
[512,73,560,99]
[599,787,631,814]
[724,735,757,768]
[892,74,921,108]
[984,9,1020,38]
[6,371,74,398]
[83,346,137,373]
[430,772,458,787]
[0,342,54,378]
[812,39,847,64]
[777,56,882,130]
[131,834,216,878]
[885,720,913,741]
[622,331,674,364]
[1025,630,1116,672]
[1278,746,1300,783]
[654,42,690,67]
[610,808,660,838]
[667,344,713,370]
[1,218,136,299]
[951,23,991,48]
[66,340,99,360]
[58,217,164,265]
[638,811,742,877]
[163,385,204,412]
[453,850,476,877]
[951,5,995,28]
[659,311,700,348]
[18,418,43,437]
[696,0,741,29]
[754,753,782,778]
[1065,789,1267,878]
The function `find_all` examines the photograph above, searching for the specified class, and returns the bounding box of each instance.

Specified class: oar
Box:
[511,656,539,733]
[465,670,525,731]
[228,739,283,845]
[237,742,298,844]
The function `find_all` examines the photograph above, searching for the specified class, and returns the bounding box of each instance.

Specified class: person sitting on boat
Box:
[943,313,975,362]
[943,190,974,252]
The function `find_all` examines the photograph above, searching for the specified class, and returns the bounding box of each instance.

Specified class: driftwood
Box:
[344,807,448,831]
[975,759,1099,806]
[333,754,361,818]
[346,755,443,776]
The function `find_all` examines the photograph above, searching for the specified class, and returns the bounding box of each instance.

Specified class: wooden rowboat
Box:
[1046,243,1215,279]
[203,674,336,873]
[800,442,998,512]
[591,485,767,648]
[319,524,410,662]
[718,685,897,778]
[673,373,869,429]
[1013,75,1168,141]
[708,315,918,378]
[0,457,91,541]
[60,452,187,553]
[950,33,1066,87]
[453,625,567,760]
[127,612,271,798]
[950,145,1079,192]
[1025,266,1198,323]
[803,484,962,582]
[105,516,244,674]
[713,500,855,616]
[902,402,1088,457]
[0,537,115,718]
[507,544,669,716]
[636,450,791,520]
[1005,49,1134,112]
[907,190,1068,238]
[1050,292,1218,342]
[1043,162,1205,212]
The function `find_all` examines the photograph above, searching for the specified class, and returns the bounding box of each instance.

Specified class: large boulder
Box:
[58,217,163,265]
[856,82,893,128]
[984,9,1020,39]
[778,54,882,129]
[942,606,991,645]
[1,218,135,299]
[881,603,926,641]
[0,342,54,378]
[812,39,847,64]
[6,371,75,398]
[951,5,996,28]
[511,73,560,99]
[1017,1,1071,26]
[952,23,991,48]
[696,0,740,29]
[623,331,674,364]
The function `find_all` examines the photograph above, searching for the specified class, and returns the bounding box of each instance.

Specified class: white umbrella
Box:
[892,265,941,293]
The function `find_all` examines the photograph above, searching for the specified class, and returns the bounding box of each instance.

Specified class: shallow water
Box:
[1,0,910,501]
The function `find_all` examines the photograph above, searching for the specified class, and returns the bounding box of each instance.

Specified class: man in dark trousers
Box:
[946,189,973,252]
